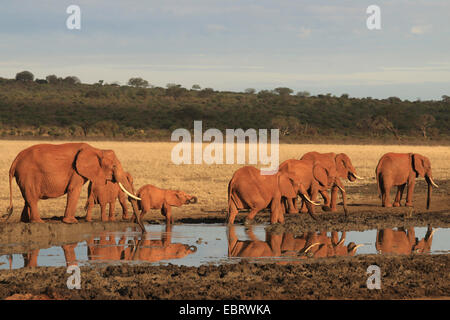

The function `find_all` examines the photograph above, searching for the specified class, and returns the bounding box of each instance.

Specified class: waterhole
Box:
[0,224,448,269]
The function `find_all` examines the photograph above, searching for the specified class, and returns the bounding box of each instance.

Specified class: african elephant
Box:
[278,159,340,215]
[376,226,435,254]
[84,172,135,222]
[135,184,198,224]
[299,152,363,213]
[227,166,319,225]
[375,153,438,209]
[5,143,145,231]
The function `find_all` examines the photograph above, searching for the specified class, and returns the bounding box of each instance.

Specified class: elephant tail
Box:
[375,165,382,199]
[4,158,17,221]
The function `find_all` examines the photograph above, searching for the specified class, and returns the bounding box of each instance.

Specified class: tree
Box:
[274,87,293,96]
[442,95,450,103]
[166,84,186,99]
[415,114,435,139]
[370,116,401,140]
[63,76,81,85]
[191,84,201,90]
[15,71,34,82]
[245,88,256,94]
[46,75,59,84]
[296,91,310,97]
[128,77,149,88]
[271,116,301,136]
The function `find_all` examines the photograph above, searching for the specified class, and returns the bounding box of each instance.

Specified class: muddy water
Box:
[0,224,448,269]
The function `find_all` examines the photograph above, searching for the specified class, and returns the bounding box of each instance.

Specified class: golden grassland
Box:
[0,140,449,220]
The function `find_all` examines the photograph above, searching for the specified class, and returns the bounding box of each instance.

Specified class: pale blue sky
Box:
[1,0,449,99]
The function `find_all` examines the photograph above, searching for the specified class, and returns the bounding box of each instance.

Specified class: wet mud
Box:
[0,254,448,300]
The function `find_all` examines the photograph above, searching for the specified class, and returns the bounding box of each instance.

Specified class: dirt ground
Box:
[0,178,448,300]
[0,255,448,300]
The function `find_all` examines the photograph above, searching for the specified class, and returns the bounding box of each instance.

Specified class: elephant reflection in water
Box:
[87,225,197,263]
[227,226,363,259]
[376,226,434,255]
[6,244,79,269]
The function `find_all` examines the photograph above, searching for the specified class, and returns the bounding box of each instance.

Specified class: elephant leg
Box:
[119,194,130,220]
[393,184,406,207]
[382,180,392,207]
[109,201,116,222]
[28,199,44,223]
[299,199,308,213]
[286,197,298,214]
[62,176,84,224]
[405,179,415,207]
[162,204,173,224]
[321,189,333,212]
[85,197,94,222]
[20,203,30,223]
[100,203,108,222]
[227,201,239,225]
[270,199,284,224]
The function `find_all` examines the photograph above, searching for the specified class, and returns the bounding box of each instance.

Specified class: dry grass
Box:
[1,140,449,220]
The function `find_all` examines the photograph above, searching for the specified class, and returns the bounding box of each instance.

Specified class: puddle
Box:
[0,224,448,269]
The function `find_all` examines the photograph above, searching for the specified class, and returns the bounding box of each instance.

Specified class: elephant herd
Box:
[3,143,197,232]
[2,143,438,231]
[227,151,438,225]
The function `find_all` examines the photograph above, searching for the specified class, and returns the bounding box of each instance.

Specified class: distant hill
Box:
[0,76,448,144]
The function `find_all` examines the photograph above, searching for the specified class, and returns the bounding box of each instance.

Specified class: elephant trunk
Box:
[115,170,145,232]
[189,196,198,204]
[425,177,432,210]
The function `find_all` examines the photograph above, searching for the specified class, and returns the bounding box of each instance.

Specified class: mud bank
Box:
[0,221,136,255]
[0,254,448,300]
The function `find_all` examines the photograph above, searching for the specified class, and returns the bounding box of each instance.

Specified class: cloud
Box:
[206,24,228,32]
[410,25,432,35]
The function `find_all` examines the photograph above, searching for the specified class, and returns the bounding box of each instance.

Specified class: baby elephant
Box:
[85,172,135,222]
[135,184,198,224]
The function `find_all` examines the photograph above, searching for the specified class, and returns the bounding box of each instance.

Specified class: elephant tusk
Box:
[337,238,345,246]
[352,173,364,180]
[336,185,345,193]
[118,182,142,201]
[304,242,320,253]
[302,195,321,206]
[354,244,364,250]
[429,229,436,237]
[429,178,439,188]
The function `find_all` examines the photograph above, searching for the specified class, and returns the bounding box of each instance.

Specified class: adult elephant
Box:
[278,159,341,215]
[299,152,362,213]
[227,166,319,225]
[5,143,145,231]
[375,153,438,209]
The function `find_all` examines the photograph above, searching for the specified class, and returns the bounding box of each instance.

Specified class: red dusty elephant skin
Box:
[135,184,198,224]
[376,226,435,255]
[5,143,144,231]
[227,166,319,225]
[84,172,135,222]
[375,153,438,209]
[278,159,338,215]
[300,152,363,213]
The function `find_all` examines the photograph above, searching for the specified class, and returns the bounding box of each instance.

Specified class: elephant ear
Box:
[313,164,329,187]
[335,153,347,176]
[412,154,425,177]
[75,148,104,183]
[278,174,297,198]
[166,191,183,207]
